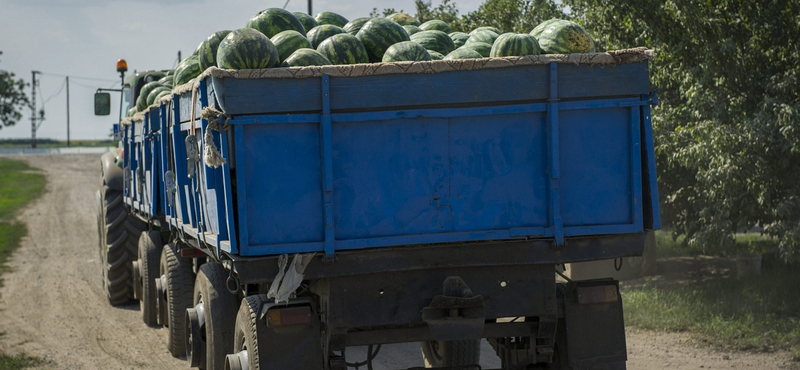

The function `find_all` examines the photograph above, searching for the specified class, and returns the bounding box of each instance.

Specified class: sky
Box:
[0,0,484,141]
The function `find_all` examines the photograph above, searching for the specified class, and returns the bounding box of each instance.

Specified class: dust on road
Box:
[0,154,796,370]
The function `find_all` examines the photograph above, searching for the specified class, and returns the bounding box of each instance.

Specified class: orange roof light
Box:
[116,59,128,73]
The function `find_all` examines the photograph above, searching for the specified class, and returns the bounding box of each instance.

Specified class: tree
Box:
[459,0,564,33]
[414,0,461,28]
[565,0,800,259]
[369,7,399,18]
[0,51,29,130]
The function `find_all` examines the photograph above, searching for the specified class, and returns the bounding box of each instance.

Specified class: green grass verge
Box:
[624,265,800,357]
[0,139,115,149]
[0,158,47,369]
[655,229,780,257]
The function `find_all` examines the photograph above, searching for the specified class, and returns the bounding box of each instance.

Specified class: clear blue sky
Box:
[0,0,484,141]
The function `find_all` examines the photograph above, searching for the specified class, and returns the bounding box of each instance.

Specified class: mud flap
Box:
[563,279,627,370]
[257,297,324,370]
[422,276,486,341]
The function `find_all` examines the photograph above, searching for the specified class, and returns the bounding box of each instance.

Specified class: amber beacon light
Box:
[116,59,128,73]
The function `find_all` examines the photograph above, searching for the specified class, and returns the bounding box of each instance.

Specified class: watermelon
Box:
[467,30,500,46]
[382,41,431,62]
[136,81,163,111]
[196,30,232,71]
[158,75,174,86]
[403,25,422,36]
[316,33,369,65]
[419,19,452,34]
[246,8,306,38]
[534,19,595,54]
[470,26,503,35]
[154,90,171,103]
[307,24,346,49]
[271,30,313,62]
[217,28,280,69]
[146,86,171,106]
[281,48,333,67]
[387,12,419,26]
[490,33,542,57]
[449,32,470,48]
[444,48,483,60]
[410,30,455,55]
[293,12,319,32]
[127,107,137,116]
[355,18,411,62]
[427,50,445,60]
[343,17,372,35]
[530,19,560,39]
[315,11,348,27]
[173,55,202,87]
[462,41,492,57]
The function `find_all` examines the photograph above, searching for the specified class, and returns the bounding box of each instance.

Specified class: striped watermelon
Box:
[410,30,455,55]
[317,33,369,65]
[355,18,411,62]
[307,24,346,49]
[146,86,171,106]
[271,30,313,62]
[444,48,483,60]
[136,81,163,111]
[382,41,431,62]
[427,50,445,60]
[467,30,499,46]
[344,17,372,35]
[530,19,560,39]
[217,28,280,69]
[470,26,503,35]
[281,48,333,67]
[158,75,174,86]
[154,90,171,103]
[246,8,306,38]
[315,11,348,27]
[449,32,470,48]
[293,12,319,32]
[173,55,202,87]
[387,12,419,26]
[534,19,595,54]
[419,19,452,34]
[462,41,492,57]
[196,30,232,71]
[490,33,541,57]
[403,25,422,35]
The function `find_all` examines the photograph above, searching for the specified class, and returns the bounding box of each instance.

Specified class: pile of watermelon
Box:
[180,8,595,75]
[120,9,596,116]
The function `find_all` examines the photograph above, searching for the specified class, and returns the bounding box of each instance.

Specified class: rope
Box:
[200,107,229,168]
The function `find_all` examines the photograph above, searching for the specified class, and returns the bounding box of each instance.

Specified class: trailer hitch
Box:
[422,277,485,341]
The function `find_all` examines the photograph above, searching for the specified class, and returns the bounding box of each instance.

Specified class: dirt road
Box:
[0,154,797,370]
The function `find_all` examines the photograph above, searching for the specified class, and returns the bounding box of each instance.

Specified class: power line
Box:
[41,78,67,106]
[38,71,117,83]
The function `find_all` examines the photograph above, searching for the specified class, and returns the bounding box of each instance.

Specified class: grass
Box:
[0,139,114,149]
[0,158,47,369]
[624,263,800,359]
[654,229,780,258]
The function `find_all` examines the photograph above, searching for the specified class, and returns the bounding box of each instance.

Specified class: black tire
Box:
[194,262,239,370]
[230,295,269,370]
[420,339,481,368]
[138,230,162,326]
[162,243,195,357]
[98,184,145,305]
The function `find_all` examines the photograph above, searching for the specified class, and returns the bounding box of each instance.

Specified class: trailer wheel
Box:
[160,243,195,357]
[226,295,268,370]
[420,339,481,368]
[98,184,145,305]
[188,262,238,370]
[138,230,162,326]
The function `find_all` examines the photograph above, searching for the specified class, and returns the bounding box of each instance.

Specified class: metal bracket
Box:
[422,277,486,341]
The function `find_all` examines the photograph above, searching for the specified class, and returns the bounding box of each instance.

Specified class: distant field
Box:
[0,139,114,149]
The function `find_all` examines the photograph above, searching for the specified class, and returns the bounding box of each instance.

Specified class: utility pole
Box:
[308,0,312,15]
[30,71,40,149]
[66,76,70,147]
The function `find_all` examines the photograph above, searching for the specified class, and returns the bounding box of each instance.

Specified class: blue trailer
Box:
[107,48,659,370]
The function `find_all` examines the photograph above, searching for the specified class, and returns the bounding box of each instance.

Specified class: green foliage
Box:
[0,51,30,130]
[566,0,800,260]
[369,8,398,18]
[414,0,461,29]
[624,265,800,353]
[460,0,565,33]
[0,352,45,370]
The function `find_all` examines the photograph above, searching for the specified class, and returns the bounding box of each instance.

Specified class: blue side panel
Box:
[448,112,549,231]
[559,107,633,226]
[241,122,325,247]
[332,117,452,240]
